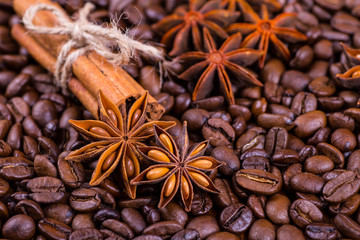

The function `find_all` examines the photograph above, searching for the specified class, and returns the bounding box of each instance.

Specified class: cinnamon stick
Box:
[11,0,164,120]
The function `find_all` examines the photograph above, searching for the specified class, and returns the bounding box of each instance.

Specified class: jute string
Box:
[22,3,164,92]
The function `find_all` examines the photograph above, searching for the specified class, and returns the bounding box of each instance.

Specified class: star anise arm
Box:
[185,168,220,194]
[177,52,208,62]
[65,140,112,162]
[271,27,307,43]
[258,31,271,68]
[129,164,177,185]
[190,0,204,11]
[226,23,257,35]
[176,122,190,161]
[240,31,262,48]
[131,121,176,140]
[161,24,185,49]
[237,0,261,23]
[178,60,210,81]
[69,119,120,140]
[169,23,192,56]
[151,15,184,35]
[217,65,236,104]
[186,156,222,172]
[90,141,123,186]
[260,4,269,20]
[180,171,194,211]
[203,10,240,27]
[192,64,217,101]
[269,32,291,61]
[219,32,242,53]
[159,170,181,209]
[126,91,149,132]
[120,144,141,199]
[271,13,297,26]
[224,60,263,86]
[200,20,229,40]
[153,125,179,158]
[191,23,203,51]
[98,91,124,132]
[224,49,263,66]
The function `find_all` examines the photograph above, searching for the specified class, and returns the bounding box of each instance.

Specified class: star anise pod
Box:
[130,122,221,211]
[177,27,263,104]
[226,0,307,68]
[65,91,175,199]
[152,0,239,57]
[221,0,282,12]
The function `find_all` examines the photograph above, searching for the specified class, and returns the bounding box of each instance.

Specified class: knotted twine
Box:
[22,2,164,92]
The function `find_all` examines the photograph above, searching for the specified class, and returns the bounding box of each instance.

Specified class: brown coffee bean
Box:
[323,171,360,203]
[293,111,327,138]
[265,194,291,225]
[143,221,183,238]
[58,152,85,188]
[334,214,360,239]
[211,146,240,175]
[72,213,95,230]
[213,178,239,208]
[219,203,253,234]
[235,169,282,195]
[330,128,357,152]
[2,214,35,240]
[139,66,161,96]
[257,113,295,130]
[305,223,340,240]
[159,202,188,227]
[70,188,101,212]
[206,231,239,240]
[15,199,44,223]
[202,118,235,146]
[265,127,288,155]
[264,82,284,104]
[7,123,22,150]
[69,228,103,240]
[317,142,345,168]
[181,109,210,131]
[34,155,58,177]
[0,157,34,181]
[186,216,219,239]
[290,172,325,194]
[44,203,74,225]
[281,70,311,93]
[247,194,266,219]
[304,155,334,174]
[290,199,323,228]
[328,112,355,131]
[261,59,285,84]
[27,177,65,203]
[290,45,314,69]
[291,92,317,116]
[121,208,146,235]
[5,73,30,98]
[236,127,266,153]
[38,217,72,240]
[277,224,305,240]
[248,219,275,240]
[329,194,360,215]
[191,191,213,215]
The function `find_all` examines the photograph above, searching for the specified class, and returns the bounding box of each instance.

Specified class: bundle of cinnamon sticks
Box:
[11,0,164,120]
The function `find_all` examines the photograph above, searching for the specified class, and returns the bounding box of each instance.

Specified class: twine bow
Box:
[22,3,164,92]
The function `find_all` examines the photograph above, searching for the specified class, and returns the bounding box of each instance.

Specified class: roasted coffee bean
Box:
[7,97,30,122]
[291,92,317,115]
[121,208,146,235]
[266,194,291,225]
[334,214,360,239]
[143,221,183,238]
[242,156,270,171]
[265,127,288,155]
[70,188,101,212]
[329,194,360,215]
[171,229,200,240]
[261,58,285,84]
[27,177,65,203]
[0,139,12,157]
[328,112,355,131]
[159,202,188,226]
[264,82,284,104]
[293,111,327,138]
[219,203,253,233]
[44,203,74,225]
[281,70,311,93]
[69,228,103,240]
[38,218,72,240]
[186,216,220,239]
[277,224,306,240]
[213,178,239,208]
[0,177,9,197]
[236,127,266,153]
[330,128,357,152]
[268,104,295,120]
[0,157,34,181]
[101,219,134,239]
[317,142,345,168]
[257,113,295,130]
[191,192,213,215]
[72,213,95,230]
[322,170,360,203]
[32,100,57,127]
[57,152,84,188]
[290,172,325,194]
[192,96,224,111]
[15,199,44,223]
[202,118,235,146]
[7,123,22,150]
[307,127,331,146]
[211,146,240,175]
[155,93,174,113]
[290,45,314,69]
[272,149,300,166]
[348,150,360,172]
[247,194,266,219]
[93,207,120,223]
[228,104,251,121]
[210,111,232,123]
[290,199,323,228]
[248,219,275,240]
[181,109,210,131]
[305,223,339,240]
[304,155,334,174]
[38,136,60,159]
[235,169,282,195]
[2,214,35,240]
[118,197,156,209]
[142,205,160,224]
[34,155,58,177]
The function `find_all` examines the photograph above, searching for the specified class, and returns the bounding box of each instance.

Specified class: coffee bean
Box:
[293,111,327,138]
[305,223,339,240]
[121,208,146,235]
[0,157,34,181]
[191,191,213,215]
[101,218,134,239]
[213,178,239,208]
[186,216,219,239]
[34,155,58,177]
[317,142,345,168]
[330,128,357,152]
[202,118,235,146]
[44,203,74,225]
[290,199,323,228]
[27,177,65,203]
[247,194,266,219]
[329,194,360,215]
[69,228,103,240]
[281,70,311,93]
[2,214,35,240]
[15,199,44,223]
[304,155,334,174]
[265,127,288,155]
[291,92,317,115]
[57,152,85,188]
[290,172,325,194]
[159,202,188,226]
[277,224,306,240]
[211,146,240,175]
[171,229,200,240]
[266,194,291,225]
[181,109,210,131]
[143,221,183,238]
[248,219,275,240]
[219,203,253,233]
[70,188,101,212]
[72,213,95,230]
[334,214,360,239]
[38,217,72,240]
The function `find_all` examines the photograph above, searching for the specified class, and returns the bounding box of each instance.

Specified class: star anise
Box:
[221,0,282,12]
[152,0,239,57]
[130,122,221,211]
[177,27,263,104]
[226,0,307,68]
[65,91,175,199]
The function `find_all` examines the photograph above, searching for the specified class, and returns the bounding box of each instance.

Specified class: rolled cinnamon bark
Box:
[12,0,164,120]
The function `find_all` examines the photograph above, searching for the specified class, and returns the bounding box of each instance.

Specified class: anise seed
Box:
[189,171,209,187]
[148,150,171,162]
[130,109,142,128]
[106,109,118,127]
[181,176,190,200]
[190,143,206,156]
[125,156,135,178]
[164,174,176,197]
[188,159,213,169]
[352,71,360,78]
[146,167,170,180]
[90,126,110,137]
[159,133,174,153]
[102,152,116,172]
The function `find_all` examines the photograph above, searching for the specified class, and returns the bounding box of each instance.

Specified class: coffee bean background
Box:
[2,0,360,239]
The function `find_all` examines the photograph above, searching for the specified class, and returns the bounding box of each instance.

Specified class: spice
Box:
[66,91,175,199]
[11,0,164,120]
[177,28,263,104]
[131,122,221,211]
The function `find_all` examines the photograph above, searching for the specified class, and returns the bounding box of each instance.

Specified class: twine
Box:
[22,3,164,92]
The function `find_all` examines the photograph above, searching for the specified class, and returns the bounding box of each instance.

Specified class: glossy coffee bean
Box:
[219,203,253,233]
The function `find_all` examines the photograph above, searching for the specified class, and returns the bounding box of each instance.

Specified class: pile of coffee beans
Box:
[2,0,360,239]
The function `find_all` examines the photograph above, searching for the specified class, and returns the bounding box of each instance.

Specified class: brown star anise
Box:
[177,28,263,104]
[226,0,307,68]
[130,122,221,211]
[65,91,175,199]
[152,0,239,57]
[221,0,282,12]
